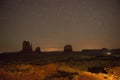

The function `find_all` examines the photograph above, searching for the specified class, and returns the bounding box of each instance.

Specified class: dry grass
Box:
[0,64,57,80]
[0,64,120,80]
[104,66,120,80]
[73,72,117,80]
[108,66,120,77]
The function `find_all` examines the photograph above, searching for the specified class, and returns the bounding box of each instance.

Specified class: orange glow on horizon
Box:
[44,48,61,52]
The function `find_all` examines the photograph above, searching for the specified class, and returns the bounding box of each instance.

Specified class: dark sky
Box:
[0,0,120,52]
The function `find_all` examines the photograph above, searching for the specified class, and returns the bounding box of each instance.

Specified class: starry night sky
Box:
[0,0,120,52]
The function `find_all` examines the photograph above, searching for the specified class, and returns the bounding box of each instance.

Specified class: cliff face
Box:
[21,41,33,52]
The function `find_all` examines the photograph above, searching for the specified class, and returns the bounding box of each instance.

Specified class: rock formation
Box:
[35,47,41,53]
[21,41,33,52]
[64,45,73,52]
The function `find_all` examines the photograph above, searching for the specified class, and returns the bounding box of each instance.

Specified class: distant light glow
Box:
[106,52,112,55]
[45,48,60,52]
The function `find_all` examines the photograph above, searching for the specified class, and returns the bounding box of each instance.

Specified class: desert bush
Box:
[73,72,117,80]
[88,66,107,73]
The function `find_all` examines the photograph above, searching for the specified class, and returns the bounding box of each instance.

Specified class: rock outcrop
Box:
[21,41,33,52]
[35,47,41,53]
[64,45,73,52]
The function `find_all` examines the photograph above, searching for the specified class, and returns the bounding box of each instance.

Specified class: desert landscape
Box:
[0,41,120,80]
[0,0,120,80]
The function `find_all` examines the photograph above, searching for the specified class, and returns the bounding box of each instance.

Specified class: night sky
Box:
[0,0,120,52]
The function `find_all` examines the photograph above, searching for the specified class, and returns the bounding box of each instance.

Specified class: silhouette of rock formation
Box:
[82,48,110,56]
[21,41,33,52]
[35,47,41,53]
[101,48,109,53]
[64,45,73,52]
[111,48,120,55]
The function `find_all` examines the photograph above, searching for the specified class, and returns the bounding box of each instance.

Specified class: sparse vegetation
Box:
[0,50,120,80]
[0,63,120,80]
[0,64,57,80]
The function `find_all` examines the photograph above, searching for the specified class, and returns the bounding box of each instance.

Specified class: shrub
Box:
[73,72,117,80]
